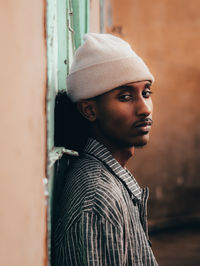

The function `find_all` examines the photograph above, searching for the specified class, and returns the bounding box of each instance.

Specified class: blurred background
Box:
[102,1,200,265]
[102,0,200,265]
[0,0,200,265]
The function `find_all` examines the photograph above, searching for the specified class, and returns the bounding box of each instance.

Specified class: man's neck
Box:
[93,135,135,167]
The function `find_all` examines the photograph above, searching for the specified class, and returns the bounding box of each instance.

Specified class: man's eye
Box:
[119,94,133,101]
[143,90,153,98]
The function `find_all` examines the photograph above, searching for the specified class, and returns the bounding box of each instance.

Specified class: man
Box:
[52,33,158,265]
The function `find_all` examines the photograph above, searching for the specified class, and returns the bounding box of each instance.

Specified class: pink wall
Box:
[0,0,47,265]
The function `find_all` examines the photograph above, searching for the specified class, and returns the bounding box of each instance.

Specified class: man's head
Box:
[67,33,154,149]
[77,80,153,149]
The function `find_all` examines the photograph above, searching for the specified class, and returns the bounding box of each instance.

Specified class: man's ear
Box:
[77,100,97,122]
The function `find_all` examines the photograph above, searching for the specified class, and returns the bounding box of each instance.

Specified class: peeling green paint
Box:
[46,0,90,264]
[72,0,90,48]
[48,147,79,168]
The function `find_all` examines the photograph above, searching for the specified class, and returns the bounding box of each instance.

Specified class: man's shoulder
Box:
[70,154,102,172]
[64,155,105,199]
[75,155,126,215]
[56,154,128,233]
[66,155,103,188]
[68,155,125,206]
[68,154,121,191]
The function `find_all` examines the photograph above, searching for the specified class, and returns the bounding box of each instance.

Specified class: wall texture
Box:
[107,0,200,228]
[90,0,100,32]
[0,0,47,265]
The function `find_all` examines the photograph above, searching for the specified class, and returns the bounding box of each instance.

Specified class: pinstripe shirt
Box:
[52,138,158,266]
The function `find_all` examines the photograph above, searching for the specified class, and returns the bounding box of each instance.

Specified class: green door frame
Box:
[45,0,106,263]
[46,0,89,264]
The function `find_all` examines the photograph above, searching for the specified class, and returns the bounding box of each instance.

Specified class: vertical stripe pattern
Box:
[52,138,158,265]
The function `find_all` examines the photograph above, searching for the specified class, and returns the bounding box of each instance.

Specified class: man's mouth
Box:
[133,118,153,128]
[132,118,153,134]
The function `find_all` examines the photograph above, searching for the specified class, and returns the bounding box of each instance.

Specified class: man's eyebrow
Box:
[116,82,152,91]
[115,85,134,91]
[144,82,152,88]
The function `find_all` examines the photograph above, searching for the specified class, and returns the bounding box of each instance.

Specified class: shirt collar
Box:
[83,138,142,200]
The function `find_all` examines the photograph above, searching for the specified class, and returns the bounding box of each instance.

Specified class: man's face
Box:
[93,81,153,148]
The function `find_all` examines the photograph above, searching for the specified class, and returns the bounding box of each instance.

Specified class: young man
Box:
[52,33,158,265]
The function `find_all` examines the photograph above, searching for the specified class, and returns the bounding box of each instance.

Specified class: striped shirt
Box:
[52,138,158,266]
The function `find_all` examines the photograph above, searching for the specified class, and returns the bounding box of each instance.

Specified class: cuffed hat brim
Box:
[67,33,154,102]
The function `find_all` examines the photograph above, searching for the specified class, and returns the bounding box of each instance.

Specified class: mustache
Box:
[133,118,153,128]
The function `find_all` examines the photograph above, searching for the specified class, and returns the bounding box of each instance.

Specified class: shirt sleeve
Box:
[59,211,125,266]
[81,212,125,266]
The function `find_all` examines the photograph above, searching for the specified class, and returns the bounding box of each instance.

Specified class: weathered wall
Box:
[0,0,47,265]
[90,0,100,32]
[107,0,200,228]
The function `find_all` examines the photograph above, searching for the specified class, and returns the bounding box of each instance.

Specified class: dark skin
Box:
[77,81,153,167]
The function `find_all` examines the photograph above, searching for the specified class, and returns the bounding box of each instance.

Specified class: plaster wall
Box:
[108,0,200,227]
[0,0,47,265]
[90,0,100,32]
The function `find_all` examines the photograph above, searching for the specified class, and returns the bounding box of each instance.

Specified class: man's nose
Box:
[135,98,152,117]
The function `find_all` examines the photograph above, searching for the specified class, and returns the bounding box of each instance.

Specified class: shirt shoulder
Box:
[59,155,127,228]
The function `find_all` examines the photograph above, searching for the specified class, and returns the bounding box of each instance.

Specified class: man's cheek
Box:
[112,118,126,127]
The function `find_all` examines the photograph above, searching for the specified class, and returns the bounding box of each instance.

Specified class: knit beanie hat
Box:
[67,33,154,102]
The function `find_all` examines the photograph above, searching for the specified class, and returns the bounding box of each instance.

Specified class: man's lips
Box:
[133,118,153,129]
[133,118,153,132]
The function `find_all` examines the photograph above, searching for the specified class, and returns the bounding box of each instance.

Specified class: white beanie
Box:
[67,33,154,102]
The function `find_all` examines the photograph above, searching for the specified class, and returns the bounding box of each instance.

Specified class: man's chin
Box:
[110,134,149,148]
[123,139,148,149]
[134,141,148,148]
[132,135,149,148]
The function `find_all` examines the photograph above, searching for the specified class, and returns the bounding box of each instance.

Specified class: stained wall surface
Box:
[0,0,47,265]
[107,0,200,227]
